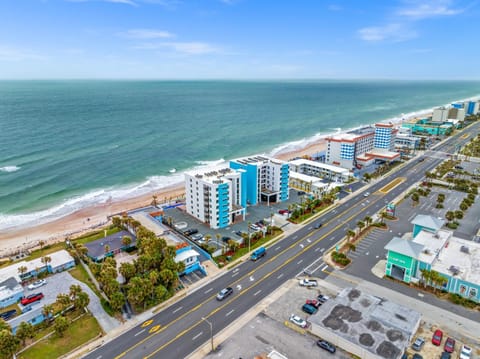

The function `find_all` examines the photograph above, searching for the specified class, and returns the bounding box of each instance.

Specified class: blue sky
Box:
[1,0,479,79]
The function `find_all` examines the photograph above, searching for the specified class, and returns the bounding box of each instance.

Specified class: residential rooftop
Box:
[185,166,240,184]
[231,155,285,166]
[288,158,351,174]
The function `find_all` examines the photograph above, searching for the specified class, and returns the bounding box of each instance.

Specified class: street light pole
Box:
[202,317,214,352]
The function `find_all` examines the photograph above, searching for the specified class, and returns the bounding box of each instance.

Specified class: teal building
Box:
[402,118,453,136]
[385,215,479,303]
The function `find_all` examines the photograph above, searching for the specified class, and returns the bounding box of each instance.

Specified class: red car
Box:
[21,293,44,305]
[432,329,443,346]
[306,299,321,308]
[444,337,455,353]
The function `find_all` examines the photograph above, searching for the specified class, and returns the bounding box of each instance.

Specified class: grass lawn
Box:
[68,266,101,299]
[18,313,103,359]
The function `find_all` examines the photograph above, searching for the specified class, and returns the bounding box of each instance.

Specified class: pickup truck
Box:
[299,278,318,287]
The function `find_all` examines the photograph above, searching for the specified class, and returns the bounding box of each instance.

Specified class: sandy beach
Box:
[0,140,327,256]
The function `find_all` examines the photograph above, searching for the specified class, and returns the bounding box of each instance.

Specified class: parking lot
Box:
[205,280,350,359]
[162,189,309,254]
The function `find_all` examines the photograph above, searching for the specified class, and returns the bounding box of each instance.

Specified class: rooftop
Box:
[385,237,423,259]
[185,166,240,184]
[84,230,136,260]
[288,158,351,174]
[433,236,480,284]
[0,277,22,301]
[310,287,421,359]
[413,229,451,265]
[411,215,444,232]
[231,155,285,166]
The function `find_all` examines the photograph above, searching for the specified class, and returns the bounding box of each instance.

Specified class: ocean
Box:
[1,80,479,230]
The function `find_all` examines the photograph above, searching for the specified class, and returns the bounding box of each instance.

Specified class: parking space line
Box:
[321,265,329,272]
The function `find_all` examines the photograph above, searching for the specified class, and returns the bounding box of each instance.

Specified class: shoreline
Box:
[2,92,479,255]
[0,140,326,256]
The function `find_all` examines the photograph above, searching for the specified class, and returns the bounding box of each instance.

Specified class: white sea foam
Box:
[3,94,480,232]
[0,165,21,173]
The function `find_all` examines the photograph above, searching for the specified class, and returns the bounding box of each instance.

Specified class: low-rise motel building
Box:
[288,158,352,183]
[385,215,480,303]
[185,156,289,229]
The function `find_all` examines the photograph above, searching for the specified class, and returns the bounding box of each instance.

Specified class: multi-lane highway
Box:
[85,122,479,359]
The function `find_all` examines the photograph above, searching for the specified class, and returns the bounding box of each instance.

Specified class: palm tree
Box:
[41,256,52,271]
[39,240,45,251]
[356,220,365,235]
[445,210,455,223]
[346,229,356,243]
[42,304,54,321]
[363,216,372,227]
[18,265,28,281]
[204,234,212,245]
[122,235,132,249]
[151,194,158,207]
[104,244,111,256]
[69,284,82,301]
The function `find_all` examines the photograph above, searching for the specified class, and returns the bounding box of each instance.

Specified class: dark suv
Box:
[317,340,336,353]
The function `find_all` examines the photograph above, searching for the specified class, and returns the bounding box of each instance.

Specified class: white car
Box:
[299,278,318,287]
[363,192,370,197]
[459,345,472,359]
[27,279,47,290]
[289,314,307,328]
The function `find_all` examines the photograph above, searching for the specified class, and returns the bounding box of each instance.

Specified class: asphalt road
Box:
[85,122,480,359]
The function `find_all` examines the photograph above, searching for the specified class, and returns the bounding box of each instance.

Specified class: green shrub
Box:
[435,204,444,209]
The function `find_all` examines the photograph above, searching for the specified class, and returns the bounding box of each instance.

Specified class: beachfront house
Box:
[84,230,136,262]
[0,277,24,309]
[8,307,50,334]
[385,215,480,303]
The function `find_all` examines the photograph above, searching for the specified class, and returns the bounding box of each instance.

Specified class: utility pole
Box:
[202,317,214,352]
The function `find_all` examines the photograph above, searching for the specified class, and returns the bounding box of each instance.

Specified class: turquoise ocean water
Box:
[1,80,479,230]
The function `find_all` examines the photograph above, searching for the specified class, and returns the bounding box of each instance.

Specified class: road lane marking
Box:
[232,272,239,277]
[293,235,298,239]
[320,248,325,252]
[172,306,183,314]
[314,248,320,252]
[115,187,391,359]
[321,265,328,272]
[275,246,281,251]
[254,290,262,296]
[149,325,161,334]
[134,329,146,337]
[192,332,203,340]
[204,288,213,294]
[226,309,234,317]
[277,273,284,279]
[297,259,303,265]
[308,226,312,230]
[141,319,153,328]
[418,293,424,297]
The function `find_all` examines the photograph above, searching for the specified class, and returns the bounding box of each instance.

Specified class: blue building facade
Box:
[175,245,206,276]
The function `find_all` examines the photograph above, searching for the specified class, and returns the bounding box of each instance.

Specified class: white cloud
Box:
[358,23,417,42]
[133,41,220,54]
[121,29,175,39]
[0,46,46,61]
[162,42,219,54]
[397,0,464,19]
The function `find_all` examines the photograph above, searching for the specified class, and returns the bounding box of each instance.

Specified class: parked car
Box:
[302,303,317,315]
[190,233,203,241]
[235,231,245,237]
[440,352,451,359]
[317,339,336,354]
[221,236,232,243]
[401,352,409,359]
[432,329,443,346]
[459,345,472,359]
[314,223,323,229]
[444,337,455,353]
[184,228,198,236]
[305,299,321,308]
[412,337,425,351]
[21,292,44,305]
[0,309,17,320]
[27,279,47,290]
[454,165,464,170]
[317,294,330,303]
[216,287,233,301]
[299,278,318,287]
[412,354,423,359]
[297,191,306,195]
[278,209,290,215]
[289,314,307,328]
[249,224,260,231]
